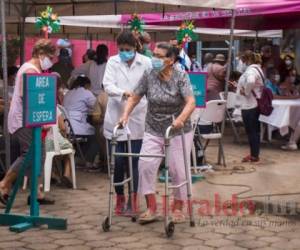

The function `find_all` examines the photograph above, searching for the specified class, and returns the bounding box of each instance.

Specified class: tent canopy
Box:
[24,15,282,38]
[133,0,300,30]
[4,0,235,18]
[129,0,235,9]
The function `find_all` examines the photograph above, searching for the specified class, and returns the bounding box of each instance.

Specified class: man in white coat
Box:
[103,30,152,216]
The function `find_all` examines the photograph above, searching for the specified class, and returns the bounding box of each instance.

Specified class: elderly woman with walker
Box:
[118,42,196,236]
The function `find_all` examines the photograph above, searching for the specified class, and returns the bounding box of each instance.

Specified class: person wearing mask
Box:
[72,44,108,96]
[206,54,226,100]
[265,67,281,96]
[119,42,195,223]
[202,53,214,72]
[279,54,296,82]
[51,48,74,88]
[103,30,151,216]
[237,50,264,163]
[190,54,202,72]
[63,76,99,170]
[0,39,56,205]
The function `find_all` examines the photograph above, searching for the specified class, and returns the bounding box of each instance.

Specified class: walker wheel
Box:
[190,221,196,227]
[102,216,110,232]
[165,221,175,238]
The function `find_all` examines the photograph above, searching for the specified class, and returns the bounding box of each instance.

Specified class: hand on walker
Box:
[172,118,184,130]
[119,115,129,128]
[123,91,133,100]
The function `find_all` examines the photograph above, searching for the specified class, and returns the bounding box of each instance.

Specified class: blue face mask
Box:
[151,57,165,71]
[119,50,135,62]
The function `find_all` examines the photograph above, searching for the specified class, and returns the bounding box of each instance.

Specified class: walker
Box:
[102,124,195,237]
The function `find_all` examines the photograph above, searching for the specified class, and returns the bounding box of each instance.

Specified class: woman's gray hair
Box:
[156,42,176,58]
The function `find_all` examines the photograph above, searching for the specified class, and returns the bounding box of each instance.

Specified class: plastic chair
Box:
[219,91,242,142]
[59,105,87,164]
[44,125,77,192]
[199,100,227,167]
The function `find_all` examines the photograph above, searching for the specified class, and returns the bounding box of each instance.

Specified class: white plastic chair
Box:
[44,125,77,192]
[219,91,237,110]
[199,100,227,167]
[219,91,242,142]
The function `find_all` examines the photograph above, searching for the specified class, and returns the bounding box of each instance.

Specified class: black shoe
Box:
[27,196,55,205]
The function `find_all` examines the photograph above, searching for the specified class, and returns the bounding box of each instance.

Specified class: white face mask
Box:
[274,74,280,82]
[285,59,293,66]
[39,56,53,71]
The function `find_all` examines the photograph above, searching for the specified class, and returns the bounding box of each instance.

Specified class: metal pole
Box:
[221,10,239,144]
[19,0,26,64]
[1,0,11,171]
[224,10,236,98]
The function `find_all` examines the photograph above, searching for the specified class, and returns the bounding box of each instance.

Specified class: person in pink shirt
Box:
[206,54,226,101]
[0,39,56,205]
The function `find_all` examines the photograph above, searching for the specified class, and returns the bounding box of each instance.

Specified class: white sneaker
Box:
[281,143,298,151]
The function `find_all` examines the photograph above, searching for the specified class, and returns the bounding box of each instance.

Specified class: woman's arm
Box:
[173,95,196,129]
[119,94,142,126]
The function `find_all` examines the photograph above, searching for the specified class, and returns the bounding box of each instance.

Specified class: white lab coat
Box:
[63,87,96,135]
[103,53,152,141]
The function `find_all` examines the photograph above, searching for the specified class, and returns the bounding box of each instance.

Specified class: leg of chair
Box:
[201,139,209,164]
[227,110,240,143]
[44,153,54,192]
[260,123,265,142]
[22,176,28,190]
[70,152,77,189]
[217,139,222,165]
[267,125,273,142]
[220,139,226,167]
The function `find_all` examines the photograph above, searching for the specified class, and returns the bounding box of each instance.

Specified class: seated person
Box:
[278,69,300,99]
[44,73,74,188]
[63,76,100,169]
[265,67,281,96]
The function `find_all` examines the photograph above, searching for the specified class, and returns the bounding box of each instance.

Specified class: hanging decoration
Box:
[35,6,61,39]
[127,13,145,34]
[176,20,198,46]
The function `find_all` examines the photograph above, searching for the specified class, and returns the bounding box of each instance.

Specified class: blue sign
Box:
[188,72,207,107]
[23,73,57,127]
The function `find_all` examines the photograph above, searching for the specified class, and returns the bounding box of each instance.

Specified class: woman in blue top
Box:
[265,67,280,96]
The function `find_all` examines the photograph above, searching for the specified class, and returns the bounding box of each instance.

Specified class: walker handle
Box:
[165,125,174,140]
[113,123,131,138]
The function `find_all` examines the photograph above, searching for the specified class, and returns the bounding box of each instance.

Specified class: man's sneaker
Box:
[281,143,298,151]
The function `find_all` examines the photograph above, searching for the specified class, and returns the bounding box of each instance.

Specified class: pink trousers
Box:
[138,131,193,200]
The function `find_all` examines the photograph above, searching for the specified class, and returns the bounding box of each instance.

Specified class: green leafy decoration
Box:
[35,6,61,34]
[128,13,145,34]
[176,20,198,45]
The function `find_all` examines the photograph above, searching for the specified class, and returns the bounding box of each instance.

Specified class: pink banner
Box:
[122,0,300,30]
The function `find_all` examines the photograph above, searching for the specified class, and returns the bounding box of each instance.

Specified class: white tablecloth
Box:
[259,99,300,135]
